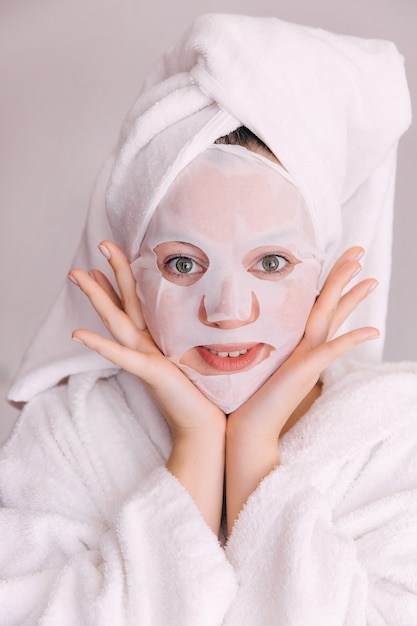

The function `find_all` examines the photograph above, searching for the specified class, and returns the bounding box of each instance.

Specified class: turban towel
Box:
[9,14,411,403]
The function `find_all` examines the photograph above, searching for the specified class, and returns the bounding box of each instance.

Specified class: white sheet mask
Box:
[131,145,323,413]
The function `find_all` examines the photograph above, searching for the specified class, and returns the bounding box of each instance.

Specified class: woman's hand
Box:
[228,246,378,438]
[68,241,225,434]
[225,247,379,533]
[69,241,226,534]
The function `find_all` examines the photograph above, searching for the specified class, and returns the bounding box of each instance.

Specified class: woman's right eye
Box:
[161,255,206,285]
[155,242,209,285]
[164,256,206,278]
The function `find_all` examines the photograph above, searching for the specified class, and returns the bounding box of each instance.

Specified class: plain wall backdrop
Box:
[1,0,416,443]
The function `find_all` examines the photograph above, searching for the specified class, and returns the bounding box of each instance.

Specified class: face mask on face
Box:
[131,144,322,413]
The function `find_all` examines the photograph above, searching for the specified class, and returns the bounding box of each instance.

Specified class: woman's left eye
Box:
[255,254,289,273]
[247,252,296,280]
[259,254,287,272]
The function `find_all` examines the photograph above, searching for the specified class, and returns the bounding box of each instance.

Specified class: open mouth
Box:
[180,343,272,374]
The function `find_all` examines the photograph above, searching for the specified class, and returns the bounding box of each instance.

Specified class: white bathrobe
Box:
[1,360,416,625]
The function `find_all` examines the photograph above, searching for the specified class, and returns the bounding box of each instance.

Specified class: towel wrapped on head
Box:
[8,13,411,404]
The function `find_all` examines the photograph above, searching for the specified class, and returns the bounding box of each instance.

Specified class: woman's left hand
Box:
[228,246,379,439]
[225,247,379,533]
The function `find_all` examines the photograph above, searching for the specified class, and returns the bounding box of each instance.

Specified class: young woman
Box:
[1,14,416,625]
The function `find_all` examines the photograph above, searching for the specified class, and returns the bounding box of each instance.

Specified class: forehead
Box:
[145,149,315,245]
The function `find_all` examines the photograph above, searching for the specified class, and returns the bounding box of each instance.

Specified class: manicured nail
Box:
[367,280,378,294]
[68,273,79,286]
[72,336,85,345]
[98,244,111,260]
[367,329,380,340]
[351,264,361,279]
[354,248,365,261]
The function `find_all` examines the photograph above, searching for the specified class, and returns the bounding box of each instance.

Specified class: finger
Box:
[307,246,368,343]
[72,330,212,422]
[98,241,146,331]
[72,329,154,380]
[308,325,380,371]
[69,269,146,350]
[237,324,379,435]
[284,325,379,401]
[304,259,362,346]
[285,325,380,394]
[88,270,121,308]
[327,278,378,338]
[325,246,364,281]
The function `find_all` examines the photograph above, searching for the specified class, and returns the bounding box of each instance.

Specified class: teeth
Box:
[209,349,249,358]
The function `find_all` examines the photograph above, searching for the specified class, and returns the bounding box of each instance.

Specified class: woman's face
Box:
[131,146,322,412]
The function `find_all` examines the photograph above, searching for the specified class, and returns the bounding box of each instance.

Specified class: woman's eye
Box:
[166,256,203,275]
[174,257,194,273]
[260,254,286,272]
[248,252,295,280]
[155,242,209,285]
[258,254,288,273]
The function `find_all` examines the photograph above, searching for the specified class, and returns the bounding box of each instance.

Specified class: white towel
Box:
[8,13,411,404]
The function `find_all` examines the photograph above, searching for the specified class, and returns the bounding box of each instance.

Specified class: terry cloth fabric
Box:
[1,361,417,624]
[8,13,411,404]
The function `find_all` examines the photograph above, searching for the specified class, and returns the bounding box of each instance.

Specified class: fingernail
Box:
[367,329,380,340]
[98,244,111,260]
[354,248,365,261]
[367,280,378,294]
[88,271,96,281]
[68,273,79,286]
[72,336,85,345]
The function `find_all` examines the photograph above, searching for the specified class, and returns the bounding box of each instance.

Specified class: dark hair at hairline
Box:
[214,126,274,158]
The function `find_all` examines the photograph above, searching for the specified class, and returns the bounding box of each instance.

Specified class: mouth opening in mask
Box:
[180,342,274,374]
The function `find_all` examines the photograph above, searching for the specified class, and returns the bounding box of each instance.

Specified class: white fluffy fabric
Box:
[1,362,417,624]
[8,14,411,403]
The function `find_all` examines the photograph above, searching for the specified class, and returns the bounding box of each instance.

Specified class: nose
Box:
[198,276,260,329]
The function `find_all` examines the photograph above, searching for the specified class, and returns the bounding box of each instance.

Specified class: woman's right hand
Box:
[69,241,226,534]
[68,241,226,436]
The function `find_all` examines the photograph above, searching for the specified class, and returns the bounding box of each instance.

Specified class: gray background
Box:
[1,0,416,443]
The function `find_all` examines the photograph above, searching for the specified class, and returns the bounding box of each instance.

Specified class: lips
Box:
[180,342,273,374]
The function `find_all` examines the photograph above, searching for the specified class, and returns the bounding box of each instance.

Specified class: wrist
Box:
[167,413,226,537]
[169,419,226,471]
[225,418,280,535]
[171,413,226,443]
[227,424,280,464]
[226,408,281,444]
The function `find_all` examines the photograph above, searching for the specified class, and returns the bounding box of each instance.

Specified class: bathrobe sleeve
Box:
[224,368,417,626]
[0,373,236,626]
